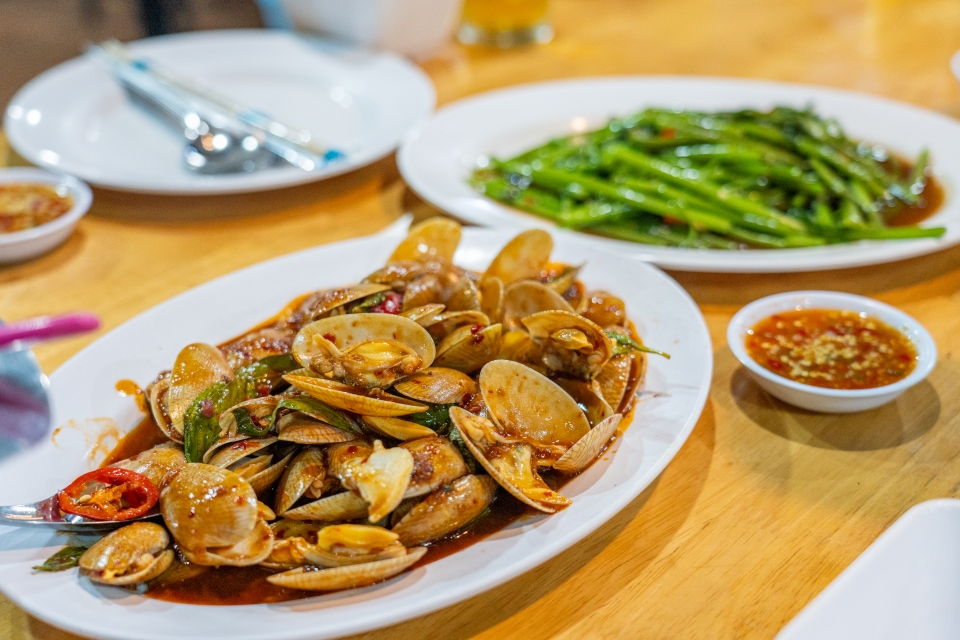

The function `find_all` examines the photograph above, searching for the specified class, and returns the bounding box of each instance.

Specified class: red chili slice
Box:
[57,467,159,521]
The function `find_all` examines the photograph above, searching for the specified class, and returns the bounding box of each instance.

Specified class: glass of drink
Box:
[457,0,553,47]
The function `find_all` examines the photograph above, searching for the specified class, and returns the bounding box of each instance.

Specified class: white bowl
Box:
[0,168,92,264]
[727,291,936,413]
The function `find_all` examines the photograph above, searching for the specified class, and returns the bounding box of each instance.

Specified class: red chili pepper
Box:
[58,467,159,521]
[370,291,402,314]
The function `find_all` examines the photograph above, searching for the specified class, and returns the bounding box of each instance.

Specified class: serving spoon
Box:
[0,496,160,533]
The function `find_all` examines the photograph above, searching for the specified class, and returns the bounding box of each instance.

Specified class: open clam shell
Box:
[302,525,407,567]
[400,436,468,498]
[555,378,615,427]
[267,546,427,591]
[247,451,294,494]
[206,437,277,468]
[166,343,234,436]
[478,360,590,460]
[502,281,573,329]
[483,229,553,285]
[284,375,428,417]
[392,474,497,546]
[277,412,358,444]
[362,416,437,441]
[521,310,614,380]
[433,323,503,373]
[275,446,326,515]
[295,284,392,323]
[328,440,414,522]
[146,374,180,442]
[424,311,490,341]
[389,217,461,263]
[181,519,275,567]
[554,413,622,474]
[392,367,477,405]
[400,303,446,325]
[445,277,481,312]
[479,276,504,323]
[109,444,186,491]
[450,407,571,513]
[218,396,280,441]
[283,490,369,522]
[78,522,174,586]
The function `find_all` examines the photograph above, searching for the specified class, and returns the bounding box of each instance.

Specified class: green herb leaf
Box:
[606,331,671,359]
[183,380,241,463]
[234,353,300,398]
[406,404,456,435]
[348,292,387,313]
[33,546,87,572]
[274,396,362,434]
[449,426,482,475]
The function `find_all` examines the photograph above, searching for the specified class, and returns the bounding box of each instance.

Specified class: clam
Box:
[264,525,316,569]
[388,217,461,263]
[160,463,274,567]
[400,303,446,325]
[289,284,392,325]
[217,396,280,441]
[302,525,407,567]
[433,323,503,373]
[445,277,481,312]
[247,451,294,495]
[450,408,571,513]
[479,360,590,462]
[362,416,437,441]
[206,437,277,468]
[109,444,186,490]
[166,343,234,437]
[501,281,573,329]
[423,311,490,341]
[542,264,583,298]
[277,412,358,444]
[275,446,326,514]
[400,436,468,498]
[401,274,444,310]
[78,522,173,586]
[146,373,178,442]
[521,310,614,380]
[498,329,538,364]
[285,375,427,417]
[478,276,504,323]
[393,367,477,405]
[553,414,622,474]
[595,351,645,414]
[292,314,435,389]
[328,440,414,522]
[219,326,296,369]
[555,378,614,427]
[483,229,553,285]
[267,546,427,591]
[392,474,497,546]
[284,490,369,522]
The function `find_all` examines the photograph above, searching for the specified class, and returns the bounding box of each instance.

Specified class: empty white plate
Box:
[4,30,435,194]
[778,499,960,640]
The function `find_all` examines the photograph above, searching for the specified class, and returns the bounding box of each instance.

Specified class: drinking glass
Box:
[457,0,552,47]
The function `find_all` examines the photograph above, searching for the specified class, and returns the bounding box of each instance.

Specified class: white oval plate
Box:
[0,222,711,640]
[398,77,960,273]
[4,30,435,195]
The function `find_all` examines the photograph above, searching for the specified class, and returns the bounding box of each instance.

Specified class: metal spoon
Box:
[0,496,160,532]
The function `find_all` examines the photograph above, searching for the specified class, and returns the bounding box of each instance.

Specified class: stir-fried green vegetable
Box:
[33,546,87,572]
[472,106,945,249]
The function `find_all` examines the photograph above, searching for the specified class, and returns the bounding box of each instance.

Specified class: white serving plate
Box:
[778,499,960,640]
[398,76,960,273]
[0,221,712,640]
[4,30,435,195]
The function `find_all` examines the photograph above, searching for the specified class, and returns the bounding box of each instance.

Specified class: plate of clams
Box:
[0,218,711,640]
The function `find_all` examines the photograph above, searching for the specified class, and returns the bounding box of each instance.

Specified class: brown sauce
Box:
[886,175,944,226]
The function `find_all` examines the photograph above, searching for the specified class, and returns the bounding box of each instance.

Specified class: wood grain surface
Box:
[3,0,960,638]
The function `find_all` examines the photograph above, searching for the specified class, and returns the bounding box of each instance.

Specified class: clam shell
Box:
[433,323,503,373]
[79,522,173,586]
[554,413,622,474]
[232,454,273,479]
[502,281,573,329]
[401,274,443,310]
[362,416,437,441]
[218,396,280,440]
[277,412,358,444]
[479,360,590,457]
[555,378,614,427]
[160,463,259,549]
[329,441,413,522]
[284,490,370,522]
[275,447,326,515]
[294,314,436,371]
[248,451,293,494]
[498,329,538,363]
[299,284,392,322]
[400,436,468,498]
[393,367,477,405]
[479,276,504,323]
[285,375,428,418]
[544,264,583,297]
[302,524,406,567]
[483,229,553,285]
[206,437,277,469]
[400,303,446,324]
[621,351,647,414]
[445,277,481,312]
[109,444,186,490]
[424,311,490,341]
[392,474,497,546]
[450,408,571,513]
[521,310,614,380]
[166,343,234,436]
[181,519,274,567]
[147,374,180,442]
[389,217,461,263]
[595,354,632,412]
[266,547,427,591]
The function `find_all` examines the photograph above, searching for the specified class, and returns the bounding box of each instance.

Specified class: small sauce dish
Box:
[0,167,92,264]
[727,291,936,413]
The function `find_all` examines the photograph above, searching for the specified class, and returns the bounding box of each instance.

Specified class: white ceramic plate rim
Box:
[0,168,92,246]
[398,76,960,273]
[727,291,936,398]
[4,30,435,195]
[0,221,712,640]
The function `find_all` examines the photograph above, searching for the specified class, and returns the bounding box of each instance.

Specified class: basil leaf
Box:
[183,381,242,463]
[406,404,455,435]
[234,353,300,398]
[233,407,271,438]
[348,292,386,313]
[275,396,362,434]
[605,331,671,359]
[449,426,481,475]
[33,546,87,572]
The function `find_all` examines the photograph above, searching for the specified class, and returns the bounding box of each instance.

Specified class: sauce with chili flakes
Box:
[0,183,73,233]
[745,309,918,390]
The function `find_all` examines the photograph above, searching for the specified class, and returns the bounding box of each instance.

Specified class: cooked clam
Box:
[285,374,427,417]
[501,281,573,330]
[433,323,503,373]
[483,229,553,285]
[392,474,497,546]
[521,310,614,380]
[78,522,173,586]
[400,436,468,498]
[302,525,407,567]
[166,343,234,437]
[328,441,414,522]
[392,367,477,405]
[110,444,186,490]
[275,446,326,515]
[554,413,622,474]
[267,547,427,591]
[362,416,437,441]
[389,217,461,263]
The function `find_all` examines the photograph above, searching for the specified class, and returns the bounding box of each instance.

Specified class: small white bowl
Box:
[727,291,936,413]
[0,168,92,264]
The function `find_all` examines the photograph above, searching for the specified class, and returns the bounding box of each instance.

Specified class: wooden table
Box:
[3,0,960,637]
